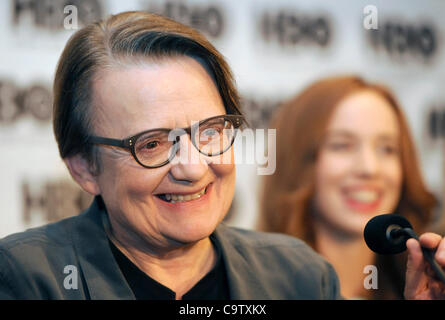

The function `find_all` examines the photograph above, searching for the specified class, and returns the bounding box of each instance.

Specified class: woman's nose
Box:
[169,134,209,182]
[354,145,380,177]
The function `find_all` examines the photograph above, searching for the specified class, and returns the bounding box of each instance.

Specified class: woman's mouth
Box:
[156,185,209,203]
[343,189,382,213]
[347,190,379,203]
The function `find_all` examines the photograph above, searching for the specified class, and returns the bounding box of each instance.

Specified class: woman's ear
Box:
[64,155,101,195]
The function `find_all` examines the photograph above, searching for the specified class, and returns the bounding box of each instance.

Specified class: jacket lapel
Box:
[71,196,135,300]
[213,225,272,299]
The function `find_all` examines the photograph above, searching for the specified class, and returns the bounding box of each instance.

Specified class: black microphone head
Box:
[364,214,413,254]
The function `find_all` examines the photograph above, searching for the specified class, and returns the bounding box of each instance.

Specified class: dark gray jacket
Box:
[0,197,341,299]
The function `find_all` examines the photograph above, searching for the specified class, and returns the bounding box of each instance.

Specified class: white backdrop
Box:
[1,0,444,238]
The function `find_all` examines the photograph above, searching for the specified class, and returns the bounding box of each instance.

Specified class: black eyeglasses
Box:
[90,114,245,168]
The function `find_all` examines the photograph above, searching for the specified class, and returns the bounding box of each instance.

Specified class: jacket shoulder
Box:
[0,214,85,299]
[215,225,342,299]
[0,214,80,250]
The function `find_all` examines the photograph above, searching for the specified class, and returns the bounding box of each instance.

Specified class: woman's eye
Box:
[379,145,399,155]
[202,128,220,138]
[327,141,353,151]
[144,141,159,149]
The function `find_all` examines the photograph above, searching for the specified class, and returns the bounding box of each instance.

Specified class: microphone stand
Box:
[391,228,445,284]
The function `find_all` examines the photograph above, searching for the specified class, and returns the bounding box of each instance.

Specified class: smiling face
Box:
[313,90,403,237]
[90,56,236,250]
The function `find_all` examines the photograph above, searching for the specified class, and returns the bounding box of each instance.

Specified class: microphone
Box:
[364,214,414,254]
[364,214,445,284]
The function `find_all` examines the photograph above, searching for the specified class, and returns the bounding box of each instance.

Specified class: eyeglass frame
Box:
[89,114,245,169]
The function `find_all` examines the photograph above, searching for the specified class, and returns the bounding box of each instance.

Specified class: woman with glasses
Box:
[0,12,443,300]
[0,11,341,300]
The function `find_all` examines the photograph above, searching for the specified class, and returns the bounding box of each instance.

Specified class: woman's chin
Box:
[164,223,217,245]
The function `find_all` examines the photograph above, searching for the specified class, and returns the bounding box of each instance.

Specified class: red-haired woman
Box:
[258,76,438,299]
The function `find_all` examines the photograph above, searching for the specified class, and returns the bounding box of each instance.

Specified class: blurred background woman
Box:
[258,76,438,299]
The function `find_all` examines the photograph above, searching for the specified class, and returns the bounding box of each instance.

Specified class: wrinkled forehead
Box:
[90,56,226,138]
